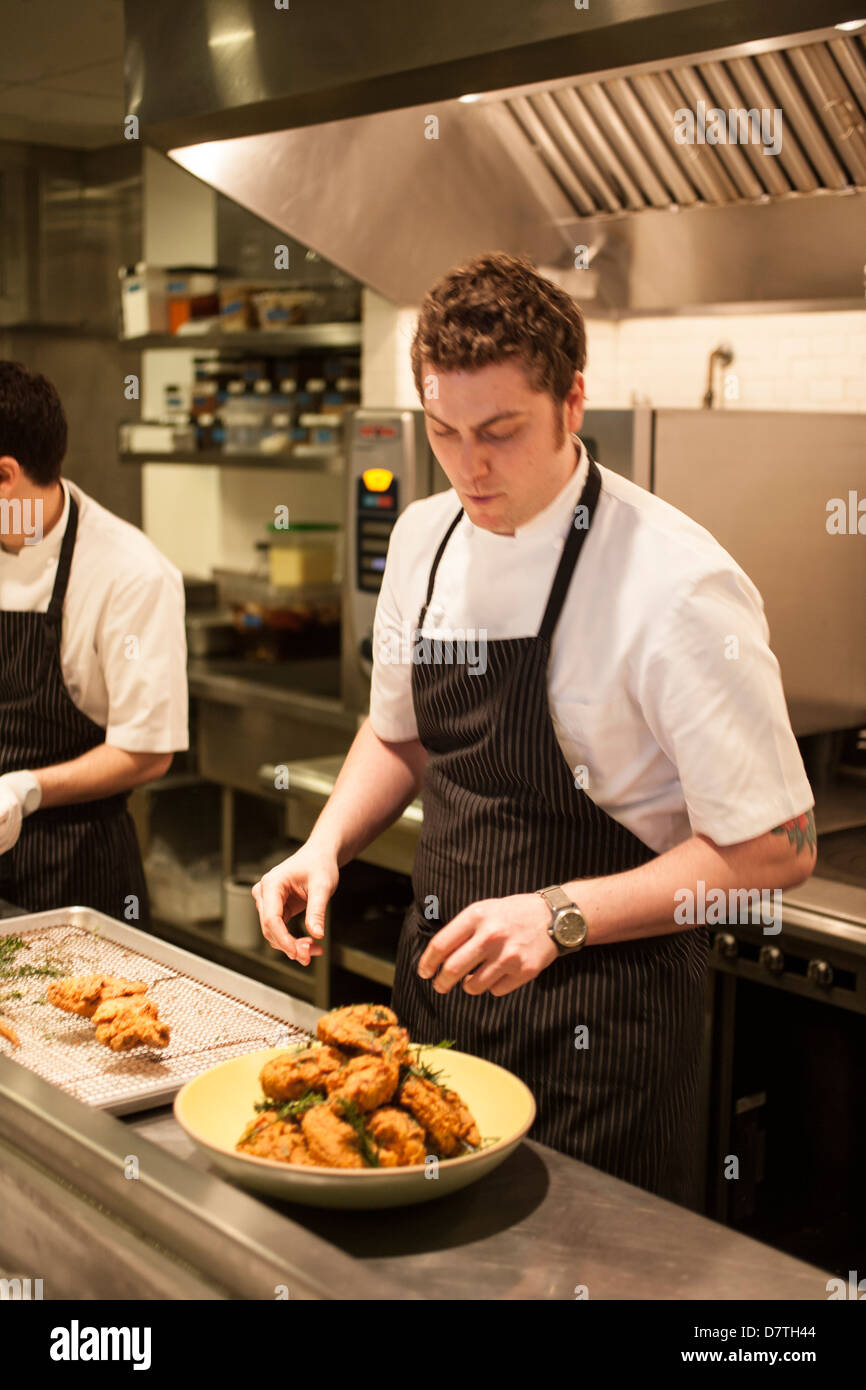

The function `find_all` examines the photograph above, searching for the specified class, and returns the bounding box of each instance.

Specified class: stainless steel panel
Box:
[161,21,866,312]
[197,696,353,795]
[0,1054,405,1298]
[653,409,866,735]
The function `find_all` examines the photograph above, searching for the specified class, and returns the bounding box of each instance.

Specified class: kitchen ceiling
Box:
[0,0,125,149]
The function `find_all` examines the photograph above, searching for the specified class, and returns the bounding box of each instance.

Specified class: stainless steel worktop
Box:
[127,1102,830,1301]
[0,917,832,1302]
[187,656,351,726]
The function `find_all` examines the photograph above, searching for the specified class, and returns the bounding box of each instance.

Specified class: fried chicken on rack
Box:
[92,997,170,1052]
[91,996,157,1024]
[259,1044,345,1102]
[46,974,148,1018]
[324,1053,399,1112]
[316,1004,409,1062]
[399,1074,481,1157]
[0,1018,19,1047]
[366,1107,427,1167]
[301,1098,367,1168]
[236,1111,315,1164]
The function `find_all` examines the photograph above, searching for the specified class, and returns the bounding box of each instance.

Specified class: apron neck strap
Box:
[538,456,602,644]
[417,505,463,630]
[46,487,79,625]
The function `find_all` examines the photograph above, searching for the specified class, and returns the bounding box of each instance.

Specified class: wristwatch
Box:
[537,884,589,954]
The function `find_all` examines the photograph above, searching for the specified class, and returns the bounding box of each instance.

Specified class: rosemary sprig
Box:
[334,1098,379,1167]
[253,1089,327,1122]
[399,1039,457,1088]
[0,936,68,982]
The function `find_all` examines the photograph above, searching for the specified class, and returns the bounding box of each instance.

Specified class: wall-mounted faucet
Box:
[703,343,734,408]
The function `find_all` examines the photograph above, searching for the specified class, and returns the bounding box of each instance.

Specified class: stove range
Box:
[814,823,866,890]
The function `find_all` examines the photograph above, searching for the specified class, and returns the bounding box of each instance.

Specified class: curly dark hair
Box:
[0,359,67,486]
[410,252,586,430]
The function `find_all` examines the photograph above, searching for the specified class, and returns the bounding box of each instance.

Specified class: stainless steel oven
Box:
[341,408,450,718]
[705,790,866,1276]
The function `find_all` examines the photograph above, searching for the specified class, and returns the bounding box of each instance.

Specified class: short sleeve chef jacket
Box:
[369,437,813,854]
[0,478,188,753]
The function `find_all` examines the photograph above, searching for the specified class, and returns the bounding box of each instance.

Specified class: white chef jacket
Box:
[0,478,189,753]
[369,437,813,854]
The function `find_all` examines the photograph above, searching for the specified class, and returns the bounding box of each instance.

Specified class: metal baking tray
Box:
[0,907,317,1115]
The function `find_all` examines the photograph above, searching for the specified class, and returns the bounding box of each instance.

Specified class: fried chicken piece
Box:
[0,1018,19,1047]
[379,1025,411,1063]
[399,1075,481,1157]
[259,1044,345,1102]
[236,1111,315,1164]
[366,1107,427,1167]
[316,1004,409,1060]
[301,1099,366,1168]
[324,1053,399,1112]
[94,999,170,1052]
[46,974,147,1019]
[91,997,158,1025]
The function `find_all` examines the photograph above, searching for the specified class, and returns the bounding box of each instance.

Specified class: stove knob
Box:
[713,932,738,960]
[807,959,833,988]
[759,945,784,974]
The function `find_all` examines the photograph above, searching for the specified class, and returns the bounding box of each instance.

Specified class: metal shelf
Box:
[334,942,396,988]
[120,324,361,351]
[119,448,343,472]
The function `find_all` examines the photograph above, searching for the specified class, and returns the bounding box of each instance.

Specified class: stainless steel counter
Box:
[127,1104,830,1301]
[187,657,349,724]
[0,930,832,1302]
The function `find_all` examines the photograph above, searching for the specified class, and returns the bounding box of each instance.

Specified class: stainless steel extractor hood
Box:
[125,2,866,310]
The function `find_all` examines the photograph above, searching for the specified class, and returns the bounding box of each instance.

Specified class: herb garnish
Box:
[0,936,68,983]
[253,1089,327,1122]
[334,1098,379,1166]
[398,1039,456,1088]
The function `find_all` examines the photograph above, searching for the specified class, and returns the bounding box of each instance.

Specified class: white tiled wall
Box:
[607,312,866,411]
[361,288,866,415]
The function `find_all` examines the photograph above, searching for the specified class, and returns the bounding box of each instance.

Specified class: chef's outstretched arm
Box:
[419,813,817,997]
[0,747,173,856]
[30,744,173,805]
[253,718,427,964]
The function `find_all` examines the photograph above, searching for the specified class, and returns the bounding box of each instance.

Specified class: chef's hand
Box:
[0,771,42,854]
[417,892,559,997]
[252,840,339,966]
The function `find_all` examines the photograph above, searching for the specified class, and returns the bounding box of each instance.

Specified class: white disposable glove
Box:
[0,771,42,854]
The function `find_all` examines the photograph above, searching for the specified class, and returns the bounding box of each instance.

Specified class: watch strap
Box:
[538,884,573,912]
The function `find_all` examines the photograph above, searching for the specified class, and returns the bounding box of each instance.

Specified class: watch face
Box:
[555,909,586,948]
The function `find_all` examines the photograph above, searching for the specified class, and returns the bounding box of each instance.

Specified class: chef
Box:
[0,359,188,928]
[254,253,816,1204]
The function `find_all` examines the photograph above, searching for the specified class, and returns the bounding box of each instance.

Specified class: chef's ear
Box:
[565,372,586,432]
[0,454,23,491]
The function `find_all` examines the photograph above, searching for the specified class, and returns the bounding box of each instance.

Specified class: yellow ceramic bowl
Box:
[173,1045,536,1209]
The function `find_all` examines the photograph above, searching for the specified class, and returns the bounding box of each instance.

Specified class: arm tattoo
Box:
[771,809,817,854]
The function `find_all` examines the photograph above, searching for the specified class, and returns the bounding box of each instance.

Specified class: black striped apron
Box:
[0,493,151,927]
[391,458,709,1203]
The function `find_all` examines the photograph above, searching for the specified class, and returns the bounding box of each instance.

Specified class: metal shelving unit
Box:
[119,448,343,471]
[121,323,362,351]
